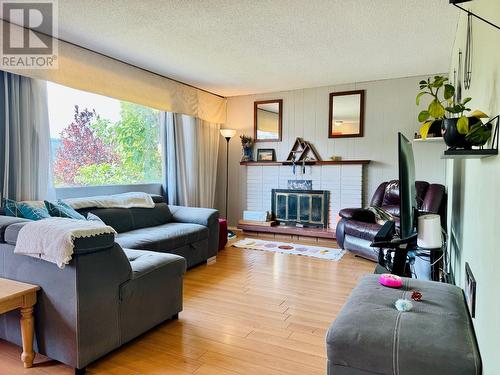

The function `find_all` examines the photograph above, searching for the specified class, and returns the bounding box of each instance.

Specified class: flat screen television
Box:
[386,132,418,276]
[398,132,417,239]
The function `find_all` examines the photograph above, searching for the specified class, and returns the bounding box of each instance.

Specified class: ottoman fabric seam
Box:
[392,312,402,375]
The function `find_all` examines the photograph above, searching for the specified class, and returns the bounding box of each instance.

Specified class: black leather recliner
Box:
[335,180,446,261]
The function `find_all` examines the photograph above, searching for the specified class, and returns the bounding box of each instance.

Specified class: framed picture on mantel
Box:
[328,90,365,138]
[257,148,276,162]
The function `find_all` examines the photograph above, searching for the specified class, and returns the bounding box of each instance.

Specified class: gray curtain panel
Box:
[0,71,52,201]
[160,112,220,208]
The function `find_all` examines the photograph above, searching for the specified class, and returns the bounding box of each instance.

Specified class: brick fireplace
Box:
[245,163,363,230]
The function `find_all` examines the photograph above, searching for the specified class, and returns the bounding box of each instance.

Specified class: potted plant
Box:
[240,135,254,161]
[416,76,490,148]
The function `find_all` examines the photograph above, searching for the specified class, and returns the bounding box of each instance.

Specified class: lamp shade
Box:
[417,214,443,249]
[220,129,236,139]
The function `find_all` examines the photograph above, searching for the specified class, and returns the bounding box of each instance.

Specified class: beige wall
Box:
[446,1,500,374]
[216,75,447,226]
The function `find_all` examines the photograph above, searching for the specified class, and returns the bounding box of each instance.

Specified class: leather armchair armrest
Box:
[339,208,376,223]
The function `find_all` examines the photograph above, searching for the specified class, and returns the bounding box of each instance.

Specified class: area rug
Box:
[232,238,346,261]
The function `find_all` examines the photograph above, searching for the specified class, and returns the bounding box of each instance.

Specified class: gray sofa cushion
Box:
[78,203,172,233]
[124,248,186,278]
[120,249,185,343]
[115,222,208,252]
[326,274,481,375]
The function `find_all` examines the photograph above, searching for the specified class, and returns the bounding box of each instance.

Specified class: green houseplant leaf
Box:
[418,110,430,122]
[465,123,492,146]
[445,104,462,114]
[420,121,434,140]
[444,84,455,100]
[470,110,489,118]
[428,100,445,118]
[416,92,427,106]
[457,116,469,134]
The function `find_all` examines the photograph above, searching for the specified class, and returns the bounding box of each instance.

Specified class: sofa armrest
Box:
[3,221,116,255]
[0,216,30,243]
[168,205,220,258]
[339,208,376,223]
[168,205,218,227]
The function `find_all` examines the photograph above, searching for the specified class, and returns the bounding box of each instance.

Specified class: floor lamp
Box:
[220,129,236,238]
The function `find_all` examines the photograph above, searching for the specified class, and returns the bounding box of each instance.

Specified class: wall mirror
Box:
[328,90,365,138]
[254,99,283,142]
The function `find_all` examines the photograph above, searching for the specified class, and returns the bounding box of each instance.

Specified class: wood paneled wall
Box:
[216,75,447,226]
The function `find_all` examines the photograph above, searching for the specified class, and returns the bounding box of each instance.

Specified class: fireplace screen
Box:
[272,189,329,228]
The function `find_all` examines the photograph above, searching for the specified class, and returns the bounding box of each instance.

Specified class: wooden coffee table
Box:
[0,278,40,368]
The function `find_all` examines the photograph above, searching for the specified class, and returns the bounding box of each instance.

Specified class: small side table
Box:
[0,278,40,368]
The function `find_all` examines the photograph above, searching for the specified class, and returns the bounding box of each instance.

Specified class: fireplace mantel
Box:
[240,160,370,166]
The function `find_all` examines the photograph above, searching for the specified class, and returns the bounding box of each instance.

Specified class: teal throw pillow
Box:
[45,200,86,220]
[18,203,51,221]
[86,212,104,223]
[2,198,24,217]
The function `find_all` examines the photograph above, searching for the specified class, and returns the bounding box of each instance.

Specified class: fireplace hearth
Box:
[271,189,329,228]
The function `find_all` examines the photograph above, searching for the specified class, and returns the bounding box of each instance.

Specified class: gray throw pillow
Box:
[86,212,105,223]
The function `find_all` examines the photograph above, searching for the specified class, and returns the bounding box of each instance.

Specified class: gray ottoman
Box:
[326,275,481,375]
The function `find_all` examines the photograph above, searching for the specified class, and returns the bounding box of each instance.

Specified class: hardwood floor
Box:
[0,237,374,375]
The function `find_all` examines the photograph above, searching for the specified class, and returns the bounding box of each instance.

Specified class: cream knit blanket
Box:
[14,218,116,269]
[64,192,155,209]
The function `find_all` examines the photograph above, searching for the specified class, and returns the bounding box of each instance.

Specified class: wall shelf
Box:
[237,223,336,239]
[240,160,370,166]
[441,115,499,159]
[441,149,498,159]
[413,137,444,143]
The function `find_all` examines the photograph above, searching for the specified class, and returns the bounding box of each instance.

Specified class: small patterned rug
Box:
[232,238,346,261]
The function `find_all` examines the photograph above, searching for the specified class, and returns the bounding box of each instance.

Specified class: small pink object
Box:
[379,274,403,288]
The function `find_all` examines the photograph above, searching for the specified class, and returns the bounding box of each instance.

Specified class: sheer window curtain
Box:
[160,112,220,208]
[0,71,53,201]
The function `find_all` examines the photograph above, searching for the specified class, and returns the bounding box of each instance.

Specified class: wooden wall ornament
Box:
[286,138,322,162]
[285,138,321,175]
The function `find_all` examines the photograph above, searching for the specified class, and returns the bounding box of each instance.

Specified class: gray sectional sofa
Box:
[0,195,219,372]
[77,195,220,268]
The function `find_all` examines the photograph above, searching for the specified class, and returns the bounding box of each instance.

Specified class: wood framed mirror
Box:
[254,99,283,142]
[328,90,365,138]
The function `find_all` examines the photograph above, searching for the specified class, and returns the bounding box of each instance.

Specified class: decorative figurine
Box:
[411,291,423,301]
[395,299,413,312]
[379,273,403,288]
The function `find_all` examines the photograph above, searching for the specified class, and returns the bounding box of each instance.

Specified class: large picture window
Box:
[48,82,162,187]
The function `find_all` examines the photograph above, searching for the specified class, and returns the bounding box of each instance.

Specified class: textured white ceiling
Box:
[53,0,458,97]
